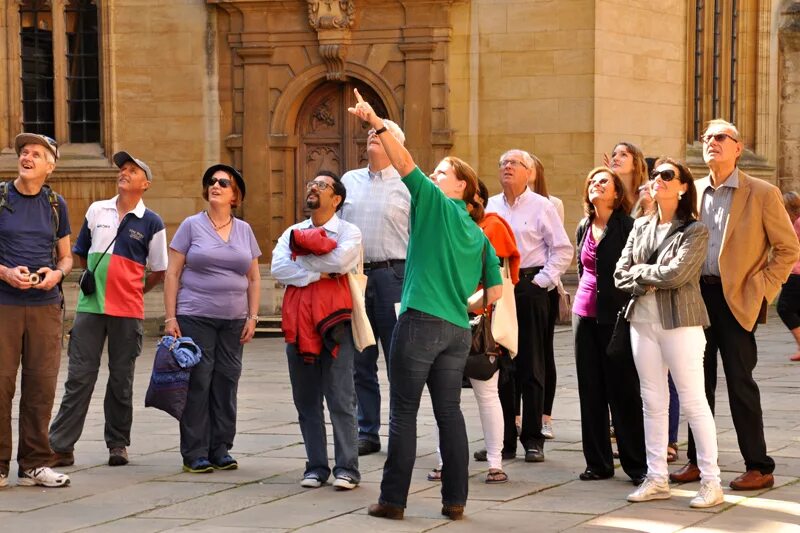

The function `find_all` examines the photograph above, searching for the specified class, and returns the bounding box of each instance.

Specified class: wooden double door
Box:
[295,80,389,221]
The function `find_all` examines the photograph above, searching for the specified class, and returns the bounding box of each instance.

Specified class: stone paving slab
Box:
[1,308,798,531]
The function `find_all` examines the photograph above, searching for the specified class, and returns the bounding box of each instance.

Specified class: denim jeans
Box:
[379,309,471,508]
[354,262,404,444]
[287,323,360,482]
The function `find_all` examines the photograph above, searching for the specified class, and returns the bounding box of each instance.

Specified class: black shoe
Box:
[631,474,647,486]
[524,447,544,463]
[579,469,614,481]
[474,449,515,462]
[358,440,381,456]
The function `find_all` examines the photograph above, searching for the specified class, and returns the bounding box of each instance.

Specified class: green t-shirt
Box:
[400,166,502,328]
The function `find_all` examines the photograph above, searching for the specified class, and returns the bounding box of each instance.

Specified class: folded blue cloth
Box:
[159,336,202,368]
[145,335,203,420]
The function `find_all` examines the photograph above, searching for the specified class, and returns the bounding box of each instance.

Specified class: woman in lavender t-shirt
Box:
[164,164,261,474]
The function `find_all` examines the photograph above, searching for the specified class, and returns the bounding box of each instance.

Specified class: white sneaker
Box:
[690,480,724,508]
[0,472,8,488]
[541,422,554,440]
[627,477,670,502]
[300,474,323,488]
[17,467,70,488]
[332,475,358,490]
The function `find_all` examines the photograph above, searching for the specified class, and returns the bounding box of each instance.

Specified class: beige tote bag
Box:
[347,249,375,352]
[491,262,518,357]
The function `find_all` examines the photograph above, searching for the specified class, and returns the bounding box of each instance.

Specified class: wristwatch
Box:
[247,314,259,322]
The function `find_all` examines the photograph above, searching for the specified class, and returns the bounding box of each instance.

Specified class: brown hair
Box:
[613,142,648,194]
[783,191,800,220]
[582,167,630,217]
[529,154,548,198]
[653,157,698,221]
[443,156,484,222]
[203,169,242,208]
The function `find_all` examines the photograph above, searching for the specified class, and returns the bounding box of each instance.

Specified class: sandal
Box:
[667,443,679,463]
[485,469,508,484]
[427,468,442,482]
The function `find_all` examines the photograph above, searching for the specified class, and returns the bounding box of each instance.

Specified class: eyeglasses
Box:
[306,180,332,191]
[208,177,232,188]
[701,132,738,144]
[499,159,529,169]
[589,177,610,187]
[650,169,678,182]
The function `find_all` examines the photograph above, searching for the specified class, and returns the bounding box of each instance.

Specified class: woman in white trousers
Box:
[614,157,723,509]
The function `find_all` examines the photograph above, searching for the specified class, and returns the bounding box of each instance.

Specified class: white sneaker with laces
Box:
[17,467,70,488]
[0,472,8,488]
[627,477,670,502]
[332,475,358,490]
[690,480,724,508]
[300,474,322,488]
[541,422,554,440]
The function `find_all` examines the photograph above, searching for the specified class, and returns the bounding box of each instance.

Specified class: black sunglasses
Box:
[701,132,738,144]
[650,169,678,182]
[207,176,232,188]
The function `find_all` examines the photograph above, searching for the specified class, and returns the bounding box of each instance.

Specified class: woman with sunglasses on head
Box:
[614,158,723,509]
[348,89,503,521]
[163,164,261,474]
[573,167,646,485]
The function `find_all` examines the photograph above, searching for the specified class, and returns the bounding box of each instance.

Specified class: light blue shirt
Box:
[700,168,739,276]
[340,165,410,262]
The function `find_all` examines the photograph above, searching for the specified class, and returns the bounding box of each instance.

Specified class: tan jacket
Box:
[695,171,800,329]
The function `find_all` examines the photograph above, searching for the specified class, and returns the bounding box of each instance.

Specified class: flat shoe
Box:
[579,469,613,481]
[426,468,441,482]
[485,470,508,484]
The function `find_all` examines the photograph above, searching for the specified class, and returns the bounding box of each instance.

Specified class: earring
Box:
[678,191,684,199]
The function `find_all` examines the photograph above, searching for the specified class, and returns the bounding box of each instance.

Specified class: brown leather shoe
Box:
[108,447,129,466]
[50,451,74,467]
[367,502,404,520]
[729,470,774,491]
[669,462,701,483]
[441,504,465,520]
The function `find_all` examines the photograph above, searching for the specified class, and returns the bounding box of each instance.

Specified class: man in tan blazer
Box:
[670,119,800,490]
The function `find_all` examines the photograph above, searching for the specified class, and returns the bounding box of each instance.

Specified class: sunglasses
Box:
[207,176,232,188]
[650,169,678,182]
[306,180,332,191]
[701,132,738,144]
[498,159,529,169]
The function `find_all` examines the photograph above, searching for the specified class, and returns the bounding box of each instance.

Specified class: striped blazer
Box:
[613,215,710,329]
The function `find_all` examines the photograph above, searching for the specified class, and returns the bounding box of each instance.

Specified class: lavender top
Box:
[574,230,598,318]
[170,213,261,319]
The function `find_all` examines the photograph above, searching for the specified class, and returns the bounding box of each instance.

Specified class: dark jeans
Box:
[544,287,559,416]
[354,261,404,444]
[573,315,647,479]
[379,309,471,508]
[178,316,244,464]
[687,282,775,474]
[777,273,800,330]
[500,277,549,452]
[287,324,359,482]
[50,312,144,452]
[0,304,62,475]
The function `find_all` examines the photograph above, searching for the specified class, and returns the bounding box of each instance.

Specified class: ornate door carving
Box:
[296,81,389,221]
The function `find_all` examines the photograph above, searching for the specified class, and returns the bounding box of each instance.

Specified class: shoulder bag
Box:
[464,243,501,380]
[79,214,129,295]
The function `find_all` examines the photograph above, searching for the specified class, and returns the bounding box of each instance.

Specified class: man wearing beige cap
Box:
[49,151,168,469]
[0,133,72,488]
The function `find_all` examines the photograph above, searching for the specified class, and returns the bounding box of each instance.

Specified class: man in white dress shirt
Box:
[340,120,410,455]
[486,149,573,463]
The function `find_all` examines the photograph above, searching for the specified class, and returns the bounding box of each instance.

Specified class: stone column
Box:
[399,42,436,173]
[779,2,800,192]
[236,46,274,252]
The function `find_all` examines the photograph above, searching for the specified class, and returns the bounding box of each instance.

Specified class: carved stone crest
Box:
[307,0,355,30]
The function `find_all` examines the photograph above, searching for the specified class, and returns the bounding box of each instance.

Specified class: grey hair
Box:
[705,118,741,141]
[382,119,405,145]
[499,149,534,169]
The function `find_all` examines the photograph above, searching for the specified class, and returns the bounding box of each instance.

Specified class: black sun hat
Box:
[202,164,245,200]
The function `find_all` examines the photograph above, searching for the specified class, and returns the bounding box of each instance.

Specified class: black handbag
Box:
[79,214,129,296]
[463,244,500,381]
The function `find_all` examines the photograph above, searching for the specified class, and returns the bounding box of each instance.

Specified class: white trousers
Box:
[436,369,504,470]
[630,321,721,483]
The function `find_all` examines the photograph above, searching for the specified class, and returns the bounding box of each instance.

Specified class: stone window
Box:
[688,0,758,148]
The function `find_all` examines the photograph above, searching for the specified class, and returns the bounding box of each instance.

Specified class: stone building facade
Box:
[1,0,800,317]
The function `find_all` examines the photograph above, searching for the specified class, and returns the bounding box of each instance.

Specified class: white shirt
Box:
[486,189,573,288]
[340,164,410,262]
[270,213,362,288]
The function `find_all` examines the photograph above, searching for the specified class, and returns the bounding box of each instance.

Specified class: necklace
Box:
[205,210,233,231]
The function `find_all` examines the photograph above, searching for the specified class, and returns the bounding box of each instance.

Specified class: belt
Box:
[519,266,543,277]
[363,259,405,272]
[701,275,722,285]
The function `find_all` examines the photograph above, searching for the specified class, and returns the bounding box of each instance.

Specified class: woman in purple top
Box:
[163,164,261,473]
[573,167,646,484]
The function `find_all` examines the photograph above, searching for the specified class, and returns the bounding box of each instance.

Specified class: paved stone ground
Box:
[2,309,799,532]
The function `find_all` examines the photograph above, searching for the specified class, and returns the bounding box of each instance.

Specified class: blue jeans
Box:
[355,262,404,444]
[379,309,471,508]
[286,324,359,482]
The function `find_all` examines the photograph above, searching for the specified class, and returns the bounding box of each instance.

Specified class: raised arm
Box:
[348,89,415,176]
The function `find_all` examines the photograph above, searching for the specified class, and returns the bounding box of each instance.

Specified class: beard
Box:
[306,194,320,209]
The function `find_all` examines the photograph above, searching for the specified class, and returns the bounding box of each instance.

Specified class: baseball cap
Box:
[15,133,60,161]
[113,151,153,181]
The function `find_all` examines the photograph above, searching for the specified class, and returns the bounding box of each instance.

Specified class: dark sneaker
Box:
[211,455,238,470]
[108,447,129,466]
[50,450,75,467]
[524,446,544,463]
[358,439,381,456]
[183,458,214,473]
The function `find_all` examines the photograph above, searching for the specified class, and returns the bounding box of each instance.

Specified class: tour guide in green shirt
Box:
[348,89,502,521]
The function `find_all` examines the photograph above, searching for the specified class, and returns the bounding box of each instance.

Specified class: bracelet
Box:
[57,268,67,281]
[374,125,387,135]
[164,317,176,323]
[247,314,259,321]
